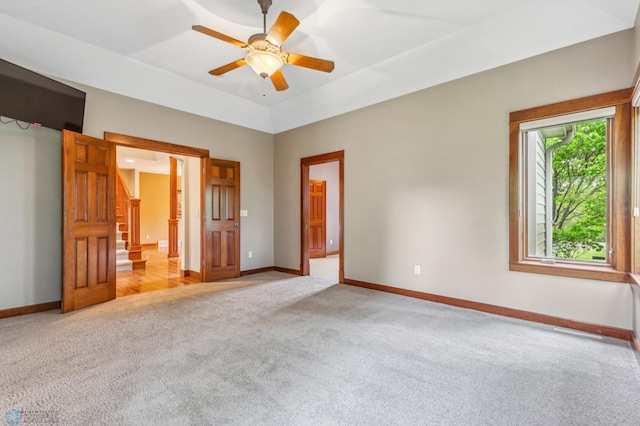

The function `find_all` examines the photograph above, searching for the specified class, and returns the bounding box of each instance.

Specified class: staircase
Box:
[116,166,146,271]
[116,223,133,272]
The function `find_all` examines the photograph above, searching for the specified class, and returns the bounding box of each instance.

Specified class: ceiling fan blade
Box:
[192,25,248,48]
[209,59,247,76]
[270,69,289,91]
[266,12,300,46]
[285,53,335,73]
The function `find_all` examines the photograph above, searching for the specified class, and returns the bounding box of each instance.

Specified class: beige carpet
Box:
[1,272,640,425]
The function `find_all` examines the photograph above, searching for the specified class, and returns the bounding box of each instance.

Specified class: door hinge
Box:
[202,259,205,266]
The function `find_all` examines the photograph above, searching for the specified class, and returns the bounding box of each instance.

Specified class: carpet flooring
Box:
[1,272,640,425]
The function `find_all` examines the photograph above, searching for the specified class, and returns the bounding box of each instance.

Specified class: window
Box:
[523,110,611,263]
[509,89,632,282]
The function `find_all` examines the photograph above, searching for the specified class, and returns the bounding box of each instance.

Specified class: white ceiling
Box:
[0,0,638,134]
[117,146,183,175]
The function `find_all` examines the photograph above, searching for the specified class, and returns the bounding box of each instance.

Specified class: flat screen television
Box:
[0,58,86,132]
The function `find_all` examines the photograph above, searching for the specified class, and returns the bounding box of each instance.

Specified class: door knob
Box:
[234,223,240,228]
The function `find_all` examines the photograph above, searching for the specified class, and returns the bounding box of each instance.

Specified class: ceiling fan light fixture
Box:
[245,50,283,78]
[193,5,333,90]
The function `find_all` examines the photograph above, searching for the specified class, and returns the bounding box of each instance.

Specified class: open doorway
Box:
[103,131,213,298]
[308,162,340,282]
[114,146,199,297]
[301,151,344,283]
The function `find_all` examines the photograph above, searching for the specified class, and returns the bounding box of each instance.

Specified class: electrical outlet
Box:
[248,251,253,259]
[414,265,421,275]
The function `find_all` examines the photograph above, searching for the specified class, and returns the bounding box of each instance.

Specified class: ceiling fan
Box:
[193,0,334,92]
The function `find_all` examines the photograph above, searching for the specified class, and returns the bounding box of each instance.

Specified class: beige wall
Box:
[274,29,636,329]
[185,156,202,273]
[119,168,135,195]
[0,124,61,310]
[139,172,170,244]
[138,172,184,245]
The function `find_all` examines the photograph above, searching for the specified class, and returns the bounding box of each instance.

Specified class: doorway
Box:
[308,164,340,282]
[300,151,344,283]
[106,132,242,291]
[114,146,198,297]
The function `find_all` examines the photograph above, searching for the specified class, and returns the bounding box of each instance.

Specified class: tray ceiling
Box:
[0,0,637,133]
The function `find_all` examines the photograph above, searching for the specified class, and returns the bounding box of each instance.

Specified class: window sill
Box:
[509,261,629,283]
[629,274,640,286]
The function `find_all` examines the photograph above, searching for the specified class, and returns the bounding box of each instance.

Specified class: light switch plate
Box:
[240,210,248,217]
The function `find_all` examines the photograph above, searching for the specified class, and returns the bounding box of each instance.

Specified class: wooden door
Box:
[202,158,240,281]
[62,130,116,313]
[309,180,326,259]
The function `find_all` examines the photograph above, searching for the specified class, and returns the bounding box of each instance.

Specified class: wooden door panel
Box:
[97,236,109,283]
[62,130,116,313]
[75,238,89,288]
[212,185,221,220]
[309,180,326,258]
[212,231,221,267]
[75,171,89,221]
[226,186,236,220]
[203,158,240,281]
[96,174,109,221]
[226,230,236,266]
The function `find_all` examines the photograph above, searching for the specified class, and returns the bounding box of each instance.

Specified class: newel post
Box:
[128,198,143,262]
[168,157,180,258]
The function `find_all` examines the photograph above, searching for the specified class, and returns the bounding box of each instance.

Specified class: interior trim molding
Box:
[104,132,210,158]
[274,267,302,276]
[343,278,633,342]
[632,333,640,354]
[509,88,633,124]
[240,267,275,276]
[181,270,202,282]
[0,301,61,320]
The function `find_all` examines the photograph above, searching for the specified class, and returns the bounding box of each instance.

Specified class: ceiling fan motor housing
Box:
[248,33,288,60]
[258,0,272,15]
[249,33,281,52]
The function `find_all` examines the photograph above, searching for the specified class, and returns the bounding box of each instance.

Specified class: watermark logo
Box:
[4,409,59,425]
[4,410,22,426]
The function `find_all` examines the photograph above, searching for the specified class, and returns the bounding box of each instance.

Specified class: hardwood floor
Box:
[116,249,200,298]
